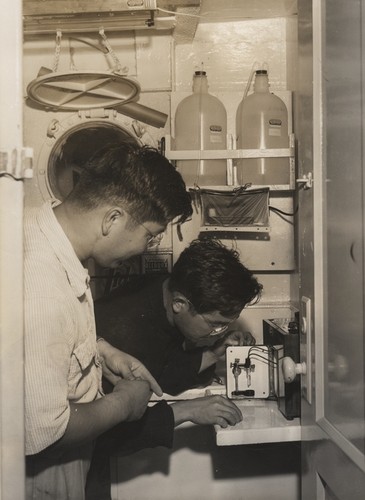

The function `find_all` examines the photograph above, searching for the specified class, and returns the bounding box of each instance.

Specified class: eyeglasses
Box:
[143,226,164,249]
[124,209,165,249]
[201,319,231,336]
[186,299,236,336]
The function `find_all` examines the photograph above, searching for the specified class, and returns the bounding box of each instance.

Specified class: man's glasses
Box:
[144,227,164,249]
[202,319,230,336]
[124,209,165,249]
[186,299,236,336]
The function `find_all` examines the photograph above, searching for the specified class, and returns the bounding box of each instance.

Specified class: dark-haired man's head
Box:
[61,143,192,268]
[167,239,262,342]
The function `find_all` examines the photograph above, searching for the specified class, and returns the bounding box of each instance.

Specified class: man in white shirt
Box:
[24,142,193,499]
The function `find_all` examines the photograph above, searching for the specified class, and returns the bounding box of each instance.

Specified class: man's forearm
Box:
[49,392,137,452]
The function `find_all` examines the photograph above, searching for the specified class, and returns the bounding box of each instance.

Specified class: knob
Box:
[328,353,348,381]
[282,356,307,383]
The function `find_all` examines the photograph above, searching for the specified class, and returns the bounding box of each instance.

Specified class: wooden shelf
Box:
[165,147,294,161]
[163,134,296,190]
[163,134,295,160]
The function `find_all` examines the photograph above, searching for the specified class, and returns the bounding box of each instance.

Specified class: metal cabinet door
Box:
[299,0,365,498]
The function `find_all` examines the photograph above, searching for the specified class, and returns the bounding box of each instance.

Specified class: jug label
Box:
[210,124,224,143]
[269,118,282,137]
[269,119,282,126]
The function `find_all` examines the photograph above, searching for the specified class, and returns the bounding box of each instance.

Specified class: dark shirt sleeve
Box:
[94,401,175,457]
[159,346,216,395]
[86,401,175,500]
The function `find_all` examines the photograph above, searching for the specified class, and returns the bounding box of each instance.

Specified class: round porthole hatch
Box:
[27,71,140,111]
[46,121,139,201]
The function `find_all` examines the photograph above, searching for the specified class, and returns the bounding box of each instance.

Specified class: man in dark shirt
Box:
[95,239,261,396]
[86,238,262,498]
[96,273,217,396]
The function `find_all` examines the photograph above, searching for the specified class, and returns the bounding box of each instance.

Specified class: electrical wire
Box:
[244,346,283,367]
[248,353,278,367]
[269,205,298,217]
[247,346,269,356]
[0,172,24,181]
[248,345,284,359]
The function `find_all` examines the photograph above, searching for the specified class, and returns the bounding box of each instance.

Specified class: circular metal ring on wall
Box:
[36,112,142,202]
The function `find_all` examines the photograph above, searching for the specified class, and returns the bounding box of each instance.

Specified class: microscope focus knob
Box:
[282,356,307,383]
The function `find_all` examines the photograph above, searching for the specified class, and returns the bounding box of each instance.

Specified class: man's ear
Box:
[101,207,123,236]
[172,294,190,314]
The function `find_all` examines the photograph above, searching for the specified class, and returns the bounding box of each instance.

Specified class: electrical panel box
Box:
[263,318,300,419]
[226,345,282,401]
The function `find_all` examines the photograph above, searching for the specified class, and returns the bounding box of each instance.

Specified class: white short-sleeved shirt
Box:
[24,200,103,455]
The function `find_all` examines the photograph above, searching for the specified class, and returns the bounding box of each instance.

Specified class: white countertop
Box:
[213,398,301,446]
[150,385,301,446]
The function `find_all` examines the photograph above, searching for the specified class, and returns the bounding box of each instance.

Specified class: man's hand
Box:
[172,395,243,428]
[199,330,255,372]
[212,330,256,358]
[97,338,163,397]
